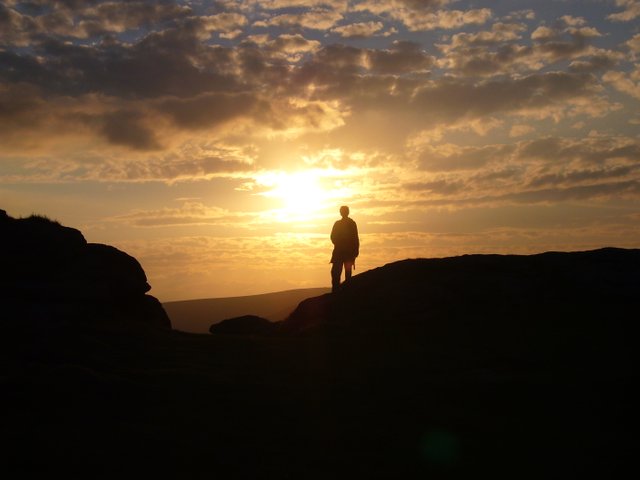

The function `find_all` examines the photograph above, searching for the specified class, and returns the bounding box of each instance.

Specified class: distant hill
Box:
[163,287,329,333]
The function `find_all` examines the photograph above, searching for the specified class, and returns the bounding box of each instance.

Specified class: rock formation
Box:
[212,247,639,368]
[0,210,170,329]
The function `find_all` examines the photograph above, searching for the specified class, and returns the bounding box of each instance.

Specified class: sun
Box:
[257,170,350,223]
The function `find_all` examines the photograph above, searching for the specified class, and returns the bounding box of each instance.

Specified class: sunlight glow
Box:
[256,169,352,223]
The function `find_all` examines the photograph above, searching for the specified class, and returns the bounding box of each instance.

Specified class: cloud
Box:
[568,50,622,73]
[260,33,322,61]
[158,92,265,130]
[407,135,640,210]
[0,145,255,183]
[495,181,640,204]
[603,66,640,100]
[417,143,516,172]
[0,1,193,44]
[607,0,640,22]
[403,178,465,195]
[351,0,490,31]
[99,109,162,150]
[196,13,249,37]
[509,124,535,138]
[112,201,253,227]
[627,33,640,54]
[0,83,46,129]
[400,8,492,31]
[253,8,343,30]
[437,16,607,77]
[366,41,435,74]
[531,22,602,62]
[354,0,451,16]
[81,2,193,37]
[517,135,640,165]
[248,0,349,10]
[447,22,527,48]
[410,71,603,125]
[0,1,636,189]
[0,32,241,99]
[331,21,385,38]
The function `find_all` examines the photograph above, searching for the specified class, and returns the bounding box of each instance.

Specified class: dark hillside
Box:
[1,210,636,477]
[278,249,638,365]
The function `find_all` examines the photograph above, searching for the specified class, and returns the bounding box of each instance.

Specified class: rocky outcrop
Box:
[0,210,170,329]
[211,247,639,368]
[281,247,639,335]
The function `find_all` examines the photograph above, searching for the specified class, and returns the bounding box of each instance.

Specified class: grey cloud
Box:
[531,20,601,62]
[110,156,251,181]
[518,136,640,165]
[87,2,192,31]
[293,42,433,95]
[399,0,450,9]
[410,179,640,208]
[0,4,38,46]
[439,17,605,78]
[0,1,193,44]
[367,41,435,74]
[518,137,562,160]
[526,165,637,189]
[568,52,620,73]
[0,27,241,99]
[440,43,535,77]
[410,135,640,205]
[535,32,590,61]
[501,180,640,204]
[0,83,46,128]
[291,43,365,92]
[99,109,162,150]
[411,71,599,122]
[418,144,516,172]
[158,92,265,130]
[403,179,465,194]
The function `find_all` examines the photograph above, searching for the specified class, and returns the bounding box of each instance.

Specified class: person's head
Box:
[339,205,349,218]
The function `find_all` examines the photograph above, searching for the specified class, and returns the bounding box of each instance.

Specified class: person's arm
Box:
[354,221,359,257]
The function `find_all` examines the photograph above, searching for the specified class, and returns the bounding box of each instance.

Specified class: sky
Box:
[1,0,639,301]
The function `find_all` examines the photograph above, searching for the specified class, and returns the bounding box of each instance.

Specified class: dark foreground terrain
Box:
[1,211,637,477]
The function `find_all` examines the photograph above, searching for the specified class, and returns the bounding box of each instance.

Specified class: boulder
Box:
[0,211,170,329]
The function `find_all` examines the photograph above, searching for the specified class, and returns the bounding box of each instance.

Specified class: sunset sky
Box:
[2,0,640,301]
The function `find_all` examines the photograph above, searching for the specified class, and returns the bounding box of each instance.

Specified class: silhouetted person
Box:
[330,205,359,293]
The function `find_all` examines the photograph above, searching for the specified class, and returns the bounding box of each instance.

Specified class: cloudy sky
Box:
[1,0,639,300]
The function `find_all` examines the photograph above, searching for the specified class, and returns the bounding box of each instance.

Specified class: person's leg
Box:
[331,262,343,292]
[344,261,353,282]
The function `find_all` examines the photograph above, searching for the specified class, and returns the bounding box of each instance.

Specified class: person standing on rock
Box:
[330,205,359,293]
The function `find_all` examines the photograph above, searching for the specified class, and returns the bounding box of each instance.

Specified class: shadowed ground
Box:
[1,211,636,478]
